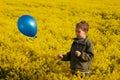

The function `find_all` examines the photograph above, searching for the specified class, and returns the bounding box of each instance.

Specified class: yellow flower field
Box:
[0,0,120,80]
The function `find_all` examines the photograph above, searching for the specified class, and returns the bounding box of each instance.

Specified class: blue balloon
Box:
[17,15,37,37]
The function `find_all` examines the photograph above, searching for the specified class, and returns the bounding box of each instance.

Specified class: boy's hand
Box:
[75,51,81,57]
[57,54,63,59]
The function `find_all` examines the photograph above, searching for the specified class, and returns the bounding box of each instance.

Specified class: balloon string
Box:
[27,36,67,54]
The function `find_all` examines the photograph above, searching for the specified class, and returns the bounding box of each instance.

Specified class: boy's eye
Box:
[76,31,80,33]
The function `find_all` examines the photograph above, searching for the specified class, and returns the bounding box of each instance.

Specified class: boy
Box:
[58,21,94,77]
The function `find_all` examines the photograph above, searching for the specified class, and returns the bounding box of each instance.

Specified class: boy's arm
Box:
[62,52,71,61]
[79,41,94,61]
[61,41,75,61]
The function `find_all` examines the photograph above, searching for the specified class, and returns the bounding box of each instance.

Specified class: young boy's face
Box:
[75,27,86,39]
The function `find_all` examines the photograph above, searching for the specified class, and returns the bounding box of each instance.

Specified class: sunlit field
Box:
[0,0,120,80]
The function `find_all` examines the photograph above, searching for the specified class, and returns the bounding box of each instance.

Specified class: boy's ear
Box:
[85,31,88,34]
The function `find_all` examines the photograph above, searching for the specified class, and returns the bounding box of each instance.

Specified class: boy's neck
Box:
[78,36,86,39]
